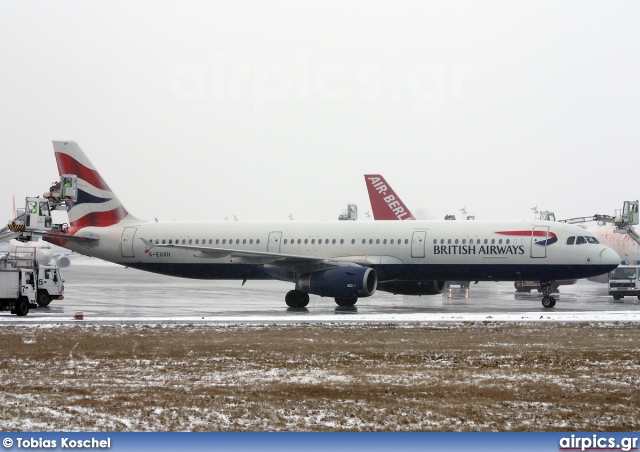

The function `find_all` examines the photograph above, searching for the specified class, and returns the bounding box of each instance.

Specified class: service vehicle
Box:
[608,265,640,301]
[0,247,64,316]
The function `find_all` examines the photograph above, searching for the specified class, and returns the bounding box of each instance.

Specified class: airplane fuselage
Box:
[56,219,618,283]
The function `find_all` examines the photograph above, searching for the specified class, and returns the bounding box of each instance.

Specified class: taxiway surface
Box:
[3,258,639,323]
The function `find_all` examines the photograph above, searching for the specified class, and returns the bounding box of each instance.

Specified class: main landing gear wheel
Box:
[539,280,556,308]
[285,290,309,308]
[334,297,358,307]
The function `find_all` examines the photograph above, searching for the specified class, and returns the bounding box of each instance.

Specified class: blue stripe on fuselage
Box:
[125,262,615,283]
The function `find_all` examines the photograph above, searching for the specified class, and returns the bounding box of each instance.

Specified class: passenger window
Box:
[491,239,495,244]
[498,239,502,244]
[391,239,394,244]
[222,239,226,244]
[257,239,260,244]
[576,236,586,245]
[250,239,253,244]
[243,239,246,244]
[297,239,301,244]
[405,239,409,244]
[333,239,337,244]
[484,239,488,244]
[567,236,575,245]
[455,239,459,244]
[376,239,380,244]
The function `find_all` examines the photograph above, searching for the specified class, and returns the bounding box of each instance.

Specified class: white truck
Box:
[608,265,640,301]
[0,248,64,316]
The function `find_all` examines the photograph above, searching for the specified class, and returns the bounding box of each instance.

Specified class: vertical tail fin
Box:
[52,141,137,228]
[364,174,415,220]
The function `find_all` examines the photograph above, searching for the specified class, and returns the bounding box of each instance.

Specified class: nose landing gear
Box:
[540,281,556,308]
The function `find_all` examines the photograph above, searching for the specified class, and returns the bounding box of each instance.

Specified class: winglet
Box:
[364,174,415,220]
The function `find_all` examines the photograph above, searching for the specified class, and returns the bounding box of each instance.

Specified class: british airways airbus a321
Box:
[40,141,619,308]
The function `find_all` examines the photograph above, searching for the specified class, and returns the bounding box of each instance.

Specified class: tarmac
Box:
[2,257,639,324]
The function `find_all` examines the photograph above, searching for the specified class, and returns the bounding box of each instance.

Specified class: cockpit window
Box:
[576,236,586,244]
[585,236,599,244]
[566,236,575,245]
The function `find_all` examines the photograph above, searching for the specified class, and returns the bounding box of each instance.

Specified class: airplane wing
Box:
[144,240,371,274]
[0,226,20,244]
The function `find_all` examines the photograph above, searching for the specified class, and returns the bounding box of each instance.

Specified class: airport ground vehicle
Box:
[608,265,640,300]
[0,248,64,315]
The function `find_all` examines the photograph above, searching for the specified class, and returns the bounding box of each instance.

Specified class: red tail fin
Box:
[364,174,415,220]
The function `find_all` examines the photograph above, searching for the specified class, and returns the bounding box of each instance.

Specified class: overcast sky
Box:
[1,1,639,224]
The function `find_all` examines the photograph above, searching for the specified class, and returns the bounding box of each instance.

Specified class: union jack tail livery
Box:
[53,141,138,229]
[364,174,415,220]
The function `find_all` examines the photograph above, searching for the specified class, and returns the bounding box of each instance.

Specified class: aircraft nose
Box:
[600,247,620,267]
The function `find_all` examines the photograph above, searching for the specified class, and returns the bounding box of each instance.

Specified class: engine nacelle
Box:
[55,255,71,268]
[298,267,377,298]
[377,280,446,296]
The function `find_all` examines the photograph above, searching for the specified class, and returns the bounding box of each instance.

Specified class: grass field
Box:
[0,322,638,431]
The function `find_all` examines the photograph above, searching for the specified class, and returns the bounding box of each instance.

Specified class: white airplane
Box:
[585,225,640,283]
[591,226,640,265]
[39,141,619,309]
[7,238,73,268]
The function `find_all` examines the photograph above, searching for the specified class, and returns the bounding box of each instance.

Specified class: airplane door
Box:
[121,227,137,258]
[531,226,548,258]
[411,231,426,258]
[268,231,282,254]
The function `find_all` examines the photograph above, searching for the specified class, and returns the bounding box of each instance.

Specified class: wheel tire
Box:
[335,297,358,307]
[15,297,30,316]
[541,296,554,308]
[550,297,556,307]
[613,295,621,301]
[37,290,51,307]
[285,290,309,308]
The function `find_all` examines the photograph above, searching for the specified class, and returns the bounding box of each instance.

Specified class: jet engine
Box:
[377,280,446,296]
[54,255,71,268]
[297,267,377,298]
